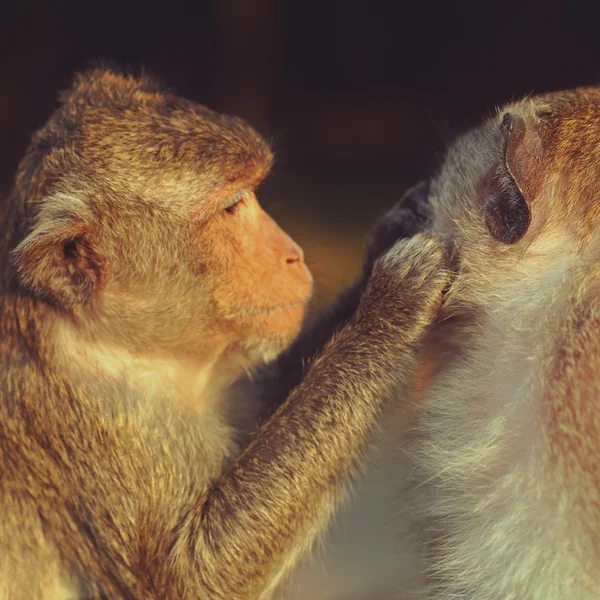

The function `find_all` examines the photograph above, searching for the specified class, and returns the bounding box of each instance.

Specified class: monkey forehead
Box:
[77,104,272,169]
[42,69,274,198]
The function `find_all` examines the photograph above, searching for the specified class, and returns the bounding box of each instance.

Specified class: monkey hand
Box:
[358,234,451,341]
[363,180,433,278]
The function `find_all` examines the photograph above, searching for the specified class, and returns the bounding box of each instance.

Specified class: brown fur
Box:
[0,68,449,599]
[392,87,600,599]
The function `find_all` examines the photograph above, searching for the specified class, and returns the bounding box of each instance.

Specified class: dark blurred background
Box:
[2,2,599,598]
[3,0,599,308]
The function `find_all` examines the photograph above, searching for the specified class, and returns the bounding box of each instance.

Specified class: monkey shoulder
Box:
[0,332,237,562]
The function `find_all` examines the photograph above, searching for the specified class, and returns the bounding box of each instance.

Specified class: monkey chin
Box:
[242,301,308,364]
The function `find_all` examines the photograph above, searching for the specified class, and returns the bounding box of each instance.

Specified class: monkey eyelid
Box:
[189,189,249,222]
[222,190,247,212]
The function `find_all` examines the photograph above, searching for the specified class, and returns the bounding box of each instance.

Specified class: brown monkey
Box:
[0,68,449,600]
[391,89,600,599]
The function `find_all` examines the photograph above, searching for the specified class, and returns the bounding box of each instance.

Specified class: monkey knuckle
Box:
[367,236,448,325]
[384,235,445,275]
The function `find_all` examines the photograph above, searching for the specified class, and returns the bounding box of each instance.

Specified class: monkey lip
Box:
[250,300,307,317]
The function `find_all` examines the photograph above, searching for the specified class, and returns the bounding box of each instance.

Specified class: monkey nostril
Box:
[285,244,305,265]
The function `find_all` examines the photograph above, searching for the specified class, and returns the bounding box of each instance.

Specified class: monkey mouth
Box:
[249,301,307,317]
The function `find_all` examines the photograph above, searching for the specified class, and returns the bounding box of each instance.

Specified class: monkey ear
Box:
[12,222,102,309]
[484,112,538,244]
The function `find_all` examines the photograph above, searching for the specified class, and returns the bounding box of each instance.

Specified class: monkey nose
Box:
[285,242,305,265]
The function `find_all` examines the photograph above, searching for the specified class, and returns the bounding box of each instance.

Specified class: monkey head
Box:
[8,69,313,366]
[417,88,600,309]
[402,91,600,594]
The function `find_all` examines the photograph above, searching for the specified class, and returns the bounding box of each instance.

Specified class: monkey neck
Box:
[1,286,255,415]
[0,180,42,288]
[1,293,56,360]
[45,308,245,414]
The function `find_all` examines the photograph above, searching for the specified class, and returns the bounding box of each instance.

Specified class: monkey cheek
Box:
[266,302,306,337]
[234,302,306,363]
[251,302,307,351]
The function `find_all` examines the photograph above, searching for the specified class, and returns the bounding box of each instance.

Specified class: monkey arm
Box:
[250,280,364,417]
[166,236,449,599]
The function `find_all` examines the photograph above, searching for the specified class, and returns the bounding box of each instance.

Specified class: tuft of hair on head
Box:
[57,63,166,109]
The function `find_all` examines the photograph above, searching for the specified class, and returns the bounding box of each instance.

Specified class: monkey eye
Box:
[224,191,246,215]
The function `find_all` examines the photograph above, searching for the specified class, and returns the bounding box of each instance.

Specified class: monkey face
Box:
[11,69,313,365]
[82,191,313,364]
[193,190,313,357]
